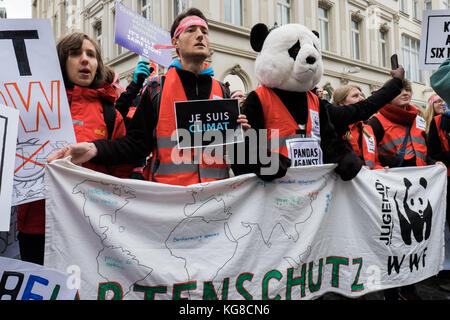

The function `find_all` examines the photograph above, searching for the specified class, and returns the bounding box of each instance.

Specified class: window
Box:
[94,23,102,49]
[400,0,408,13]
[65,0,70,32]
[318,7,330,51]
[173,0,188,17]
[380,30,387,68]
[54,13,58,38]
[113,13,123,56]
[351,19,360,60]
[413,0,420,20]
[141,0,152,21]
[277,0,291,25]
[224,0,243,26]
[425,0,432,10]
[402,35,423,83]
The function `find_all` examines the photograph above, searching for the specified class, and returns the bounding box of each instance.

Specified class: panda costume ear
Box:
[250,23,270,52]
[312,30,320,39]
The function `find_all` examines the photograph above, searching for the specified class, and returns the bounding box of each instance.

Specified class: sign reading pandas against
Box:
[0,19,76,205]
[420,10,450,70]
[286,137,323,167]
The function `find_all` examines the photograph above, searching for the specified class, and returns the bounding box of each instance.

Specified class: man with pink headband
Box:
[48,8,250,187]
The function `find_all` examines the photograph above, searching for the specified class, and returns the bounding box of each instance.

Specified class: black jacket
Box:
[427,116,450,165]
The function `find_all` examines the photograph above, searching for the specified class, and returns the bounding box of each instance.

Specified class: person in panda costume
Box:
[234,23,405,181]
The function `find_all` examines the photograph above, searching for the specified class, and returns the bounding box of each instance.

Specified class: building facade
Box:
[32,0,446,106]
[0,0,7,18]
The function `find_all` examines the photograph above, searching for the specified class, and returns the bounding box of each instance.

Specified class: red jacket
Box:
[143,67,229,186]
[347,121,383,169]
[374,104,427,167]
[18,83,132,234]
[255,87,322,165]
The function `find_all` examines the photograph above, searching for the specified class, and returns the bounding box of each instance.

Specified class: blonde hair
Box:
[424,93,440,134]
[332,85,363,106]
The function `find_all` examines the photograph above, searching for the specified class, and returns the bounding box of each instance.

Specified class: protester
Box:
[429,58,450,293]
[315,87,324,99]
[367,78,433,300]
[231,89,246,108]
[48,8,250,186]
[424,94,445,134]
[17,32,133,266]
[332,85,382,169]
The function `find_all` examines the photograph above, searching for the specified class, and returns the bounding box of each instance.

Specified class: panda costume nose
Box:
[306,56,316,65]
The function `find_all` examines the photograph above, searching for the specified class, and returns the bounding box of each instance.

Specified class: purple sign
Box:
[115,2,172,68]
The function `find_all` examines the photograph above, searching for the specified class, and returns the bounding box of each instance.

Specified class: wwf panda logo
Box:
[394,177,432,245]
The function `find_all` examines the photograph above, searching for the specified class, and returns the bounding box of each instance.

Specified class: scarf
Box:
[379,104,418,126]
[168,58,215,76]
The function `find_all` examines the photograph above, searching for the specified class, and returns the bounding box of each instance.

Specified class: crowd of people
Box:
[13,7,448,300]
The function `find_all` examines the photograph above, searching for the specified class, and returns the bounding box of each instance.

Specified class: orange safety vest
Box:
[375,112,428,167]
[255,87,321,162]
[433,114,450,176]
[146,67,229,186]
[348,122,381,169]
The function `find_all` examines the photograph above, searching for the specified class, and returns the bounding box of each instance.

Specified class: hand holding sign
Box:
[175,99,245,149]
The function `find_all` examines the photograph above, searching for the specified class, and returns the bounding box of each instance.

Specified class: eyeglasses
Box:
[433,99,445,104]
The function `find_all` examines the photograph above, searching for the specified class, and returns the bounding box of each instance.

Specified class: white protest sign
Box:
[286,137,323,167]
[45,160,446,300]
[0,19,76,205]
[0,257,77,300]
[0,105,19,231]
[420,10,450,70]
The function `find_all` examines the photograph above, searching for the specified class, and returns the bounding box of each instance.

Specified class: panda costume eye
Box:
[288,40,301,60]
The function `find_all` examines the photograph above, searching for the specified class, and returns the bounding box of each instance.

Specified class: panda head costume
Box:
[251,23,323,93]
[234,22,364,182]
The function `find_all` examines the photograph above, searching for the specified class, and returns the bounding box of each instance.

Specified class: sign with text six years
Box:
[420,10,450,70]
[175,99,243,149]
[44,160,446,300]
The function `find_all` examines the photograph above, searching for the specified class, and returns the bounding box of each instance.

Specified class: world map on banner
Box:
[44,160,447,300]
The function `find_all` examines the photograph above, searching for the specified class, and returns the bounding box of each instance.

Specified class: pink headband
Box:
[174,16,208,38]
[153,16,208,50]
[429,94,441,104]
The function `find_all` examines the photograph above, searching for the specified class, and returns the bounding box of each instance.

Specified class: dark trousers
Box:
[384,284,418,300]
[18,232,45,266]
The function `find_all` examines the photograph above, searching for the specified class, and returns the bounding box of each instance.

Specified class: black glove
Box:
[256,153,291,181]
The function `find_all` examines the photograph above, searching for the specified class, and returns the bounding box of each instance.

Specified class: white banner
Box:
[44,160,447,300]
[0,19,76,205]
